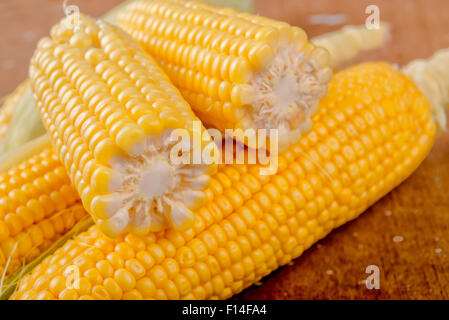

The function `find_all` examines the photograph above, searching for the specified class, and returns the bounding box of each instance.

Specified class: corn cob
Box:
[0,24,388,158]
[117,0,333,151]
[30,15,217,238]
[10,59,441,300]
[0,136,87,280]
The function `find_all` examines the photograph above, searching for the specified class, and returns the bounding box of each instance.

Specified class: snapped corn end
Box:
[29,14,216,238]
[118,0,333,151]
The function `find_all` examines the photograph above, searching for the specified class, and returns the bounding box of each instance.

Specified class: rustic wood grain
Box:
[1,0,449,300]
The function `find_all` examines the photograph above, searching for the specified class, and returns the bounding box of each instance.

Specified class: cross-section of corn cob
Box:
[10,60,440,300]
[118,0,333,151]
[29,15,216,238]
[0,136,87,280]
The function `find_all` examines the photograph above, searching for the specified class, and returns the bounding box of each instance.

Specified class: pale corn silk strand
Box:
[0,203,87,280]
[8,52,444,299]
[0,207,85,284]
[0,136,88,283]
[0,243,17,295]
[0,211,93,300]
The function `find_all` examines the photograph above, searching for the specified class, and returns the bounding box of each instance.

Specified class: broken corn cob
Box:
[0,136,86,279]
[118,0,333,151]
[10,60,440,300]
[30,15,216,238]
[0,23,388,157]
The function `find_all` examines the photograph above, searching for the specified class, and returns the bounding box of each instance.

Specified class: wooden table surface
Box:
[1,0,449,299]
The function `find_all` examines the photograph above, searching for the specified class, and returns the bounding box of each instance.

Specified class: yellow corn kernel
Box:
[11,62,438,300]
[29,15,216,238]
[0,137,87,279]
[118,0,333,151]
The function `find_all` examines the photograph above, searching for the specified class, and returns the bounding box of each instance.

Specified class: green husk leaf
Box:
[0,87,45,156]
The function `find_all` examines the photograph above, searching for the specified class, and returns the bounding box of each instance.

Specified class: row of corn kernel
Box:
[0,139,88,278]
